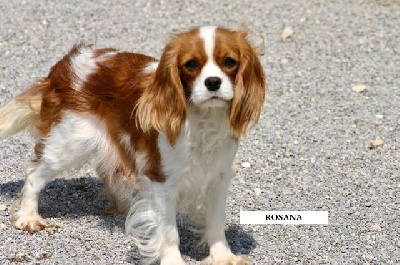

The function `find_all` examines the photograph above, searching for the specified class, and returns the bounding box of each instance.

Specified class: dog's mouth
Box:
[209,95,229,102]
[198,96,230,107]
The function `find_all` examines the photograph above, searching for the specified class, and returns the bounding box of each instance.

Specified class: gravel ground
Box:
[0,0,399,264]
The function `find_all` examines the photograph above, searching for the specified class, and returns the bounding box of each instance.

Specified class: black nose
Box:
[204,77,222,91]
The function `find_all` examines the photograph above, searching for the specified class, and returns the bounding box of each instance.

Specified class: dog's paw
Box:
[160,254,186,265]
[202,254,251,265]
[12,214,47,233]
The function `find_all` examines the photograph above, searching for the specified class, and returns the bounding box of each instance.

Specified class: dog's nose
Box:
[204,77,222,92]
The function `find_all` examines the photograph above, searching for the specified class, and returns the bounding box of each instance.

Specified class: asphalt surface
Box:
[0,0,399,264]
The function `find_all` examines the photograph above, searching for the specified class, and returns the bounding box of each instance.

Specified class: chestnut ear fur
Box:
[137,30,266,145]
[230,32,266,139]
[136,43,187,146]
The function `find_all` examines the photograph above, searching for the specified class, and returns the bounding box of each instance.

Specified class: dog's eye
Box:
[223,57,237,68]
[184,59,199,71]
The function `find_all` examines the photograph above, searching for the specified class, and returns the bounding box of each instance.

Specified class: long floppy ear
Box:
[136,43,187,146]
[230,32,266,139]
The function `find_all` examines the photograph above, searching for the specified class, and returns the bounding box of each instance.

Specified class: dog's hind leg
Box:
[11,112,103,232]
[11,161,58,232]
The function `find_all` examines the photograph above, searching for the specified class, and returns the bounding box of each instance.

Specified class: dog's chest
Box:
[186,108,233,162]
[161,109,237,181]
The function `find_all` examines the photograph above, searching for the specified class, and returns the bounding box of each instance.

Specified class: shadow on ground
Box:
[177,223,257,261]
[1,176,256,262]
[0,175,119,226]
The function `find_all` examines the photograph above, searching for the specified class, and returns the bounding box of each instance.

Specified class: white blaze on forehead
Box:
[192,26,234,106]
[199,26,217,62]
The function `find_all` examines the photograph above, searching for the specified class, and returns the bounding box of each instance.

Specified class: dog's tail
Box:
[0,79,48,137]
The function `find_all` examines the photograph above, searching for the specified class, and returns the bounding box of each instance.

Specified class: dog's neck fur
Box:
[185,106,233,156]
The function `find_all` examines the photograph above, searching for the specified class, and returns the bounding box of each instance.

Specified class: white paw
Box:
[202,254,252,265]
[12,214,47,233]
[160,254,186,265]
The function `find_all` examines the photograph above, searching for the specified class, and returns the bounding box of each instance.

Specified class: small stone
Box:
[254,188,262,195]
[241,162,251,168]
[0,223,6,229]
[365,254,373,261]
[0,204,7,211]
[282,26,294,39]
[232,165,240,173]
[282,188,293,195]
[370,137,384,149]
[372,224,381,231]
[111,225,120,233]
[351,84,367,92]
[375,114,383,119]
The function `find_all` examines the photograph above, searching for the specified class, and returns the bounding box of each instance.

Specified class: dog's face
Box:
[176,27,238,108]
[137,26,266,145]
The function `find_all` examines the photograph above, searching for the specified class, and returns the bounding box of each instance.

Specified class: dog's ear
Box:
[230,32,266,139]
[136,43,187,146]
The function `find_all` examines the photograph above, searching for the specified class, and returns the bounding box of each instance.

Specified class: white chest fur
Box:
[157,107,238,214]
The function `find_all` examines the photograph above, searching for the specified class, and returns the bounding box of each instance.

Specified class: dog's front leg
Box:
[203,170,251,265]
[126,181,185,265]
[155,182,186,265]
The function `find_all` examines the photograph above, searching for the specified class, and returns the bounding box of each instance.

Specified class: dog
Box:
[0,26,265,264]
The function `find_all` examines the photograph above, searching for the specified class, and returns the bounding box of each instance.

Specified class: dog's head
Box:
[137,26,266,145]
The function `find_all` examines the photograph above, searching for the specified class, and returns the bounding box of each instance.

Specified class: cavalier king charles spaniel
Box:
[0,26,265,264]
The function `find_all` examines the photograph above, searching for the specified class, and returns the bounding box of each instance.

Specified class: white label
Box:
[240,211,328,225]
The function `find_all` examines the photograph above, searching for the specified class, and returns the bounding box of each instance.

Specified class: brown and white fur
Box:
[0,26,265,264]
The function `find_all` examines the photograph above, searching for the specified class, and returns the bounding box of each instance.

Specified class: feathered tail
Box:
[0,80,48,137]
